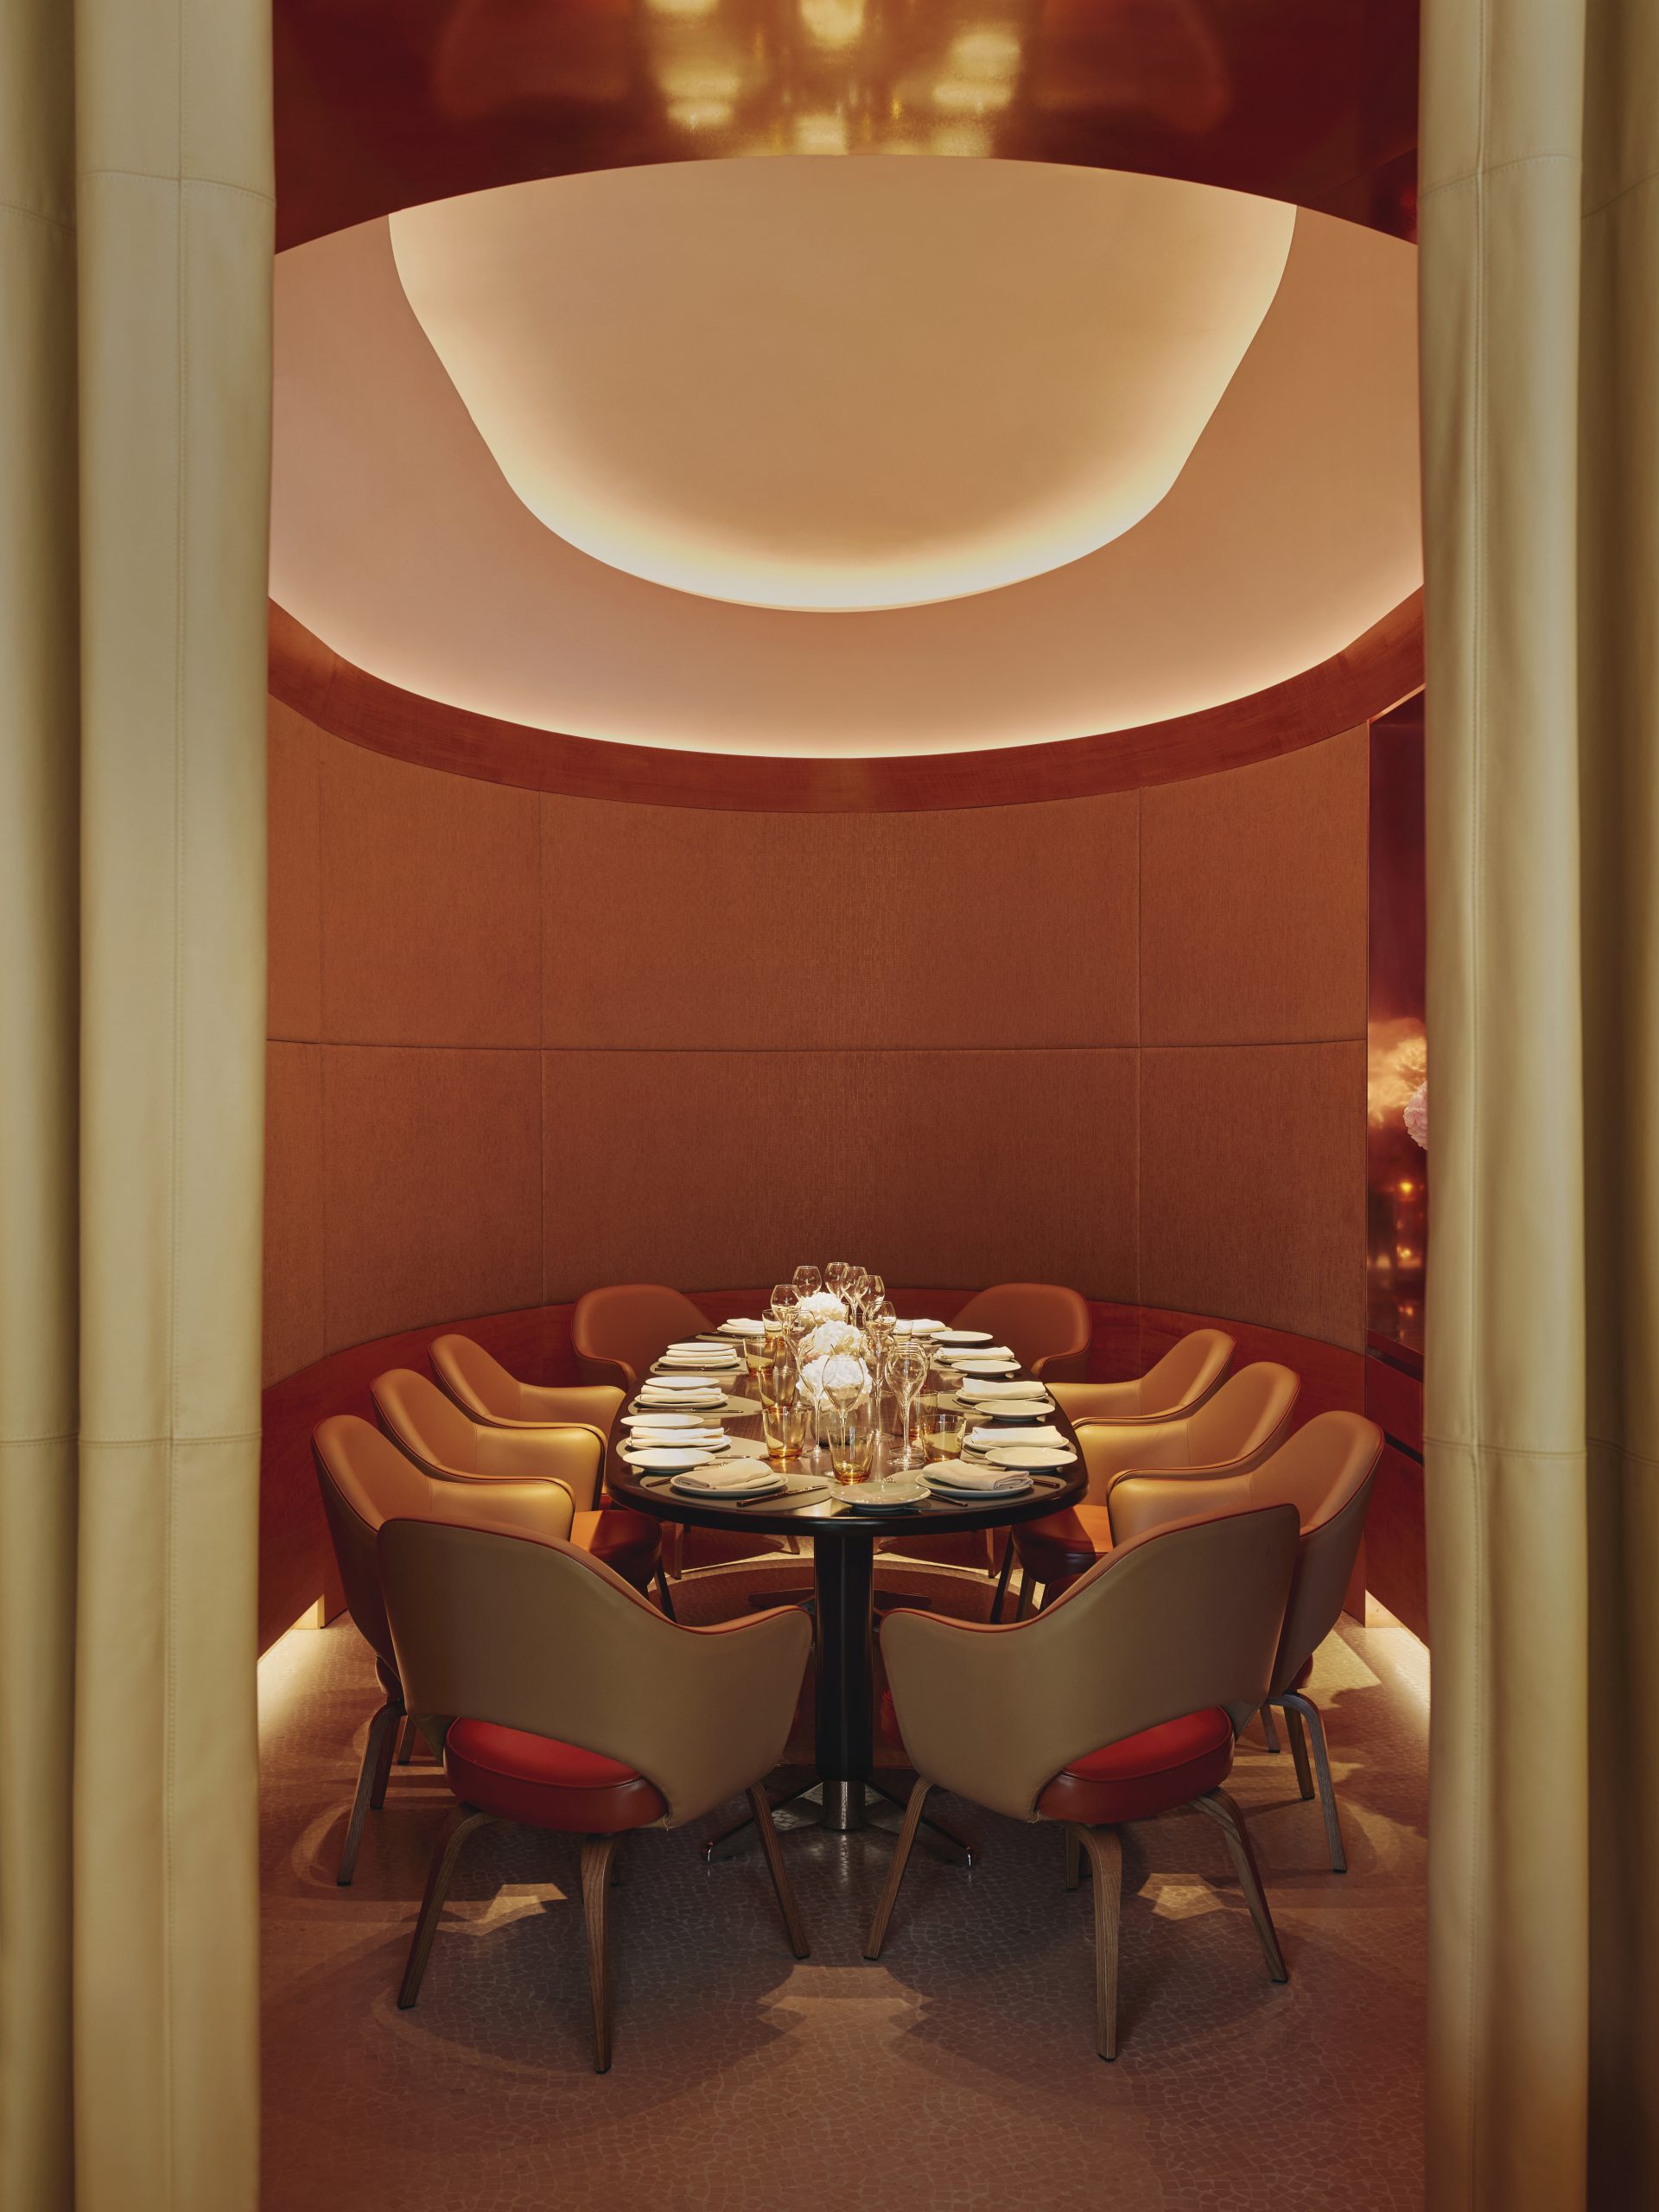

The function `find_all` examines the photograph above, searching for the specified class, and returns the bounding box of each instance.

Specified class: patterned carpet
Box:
[259,1553,1427,2210]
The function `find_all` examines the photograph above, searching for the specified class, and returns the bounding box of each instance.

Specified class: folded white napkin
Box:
[720,1318,769,1334]
[967,1425,1059,1448]
[940,1344,1014,1363]
[639,1387,724,1406]
[630,1425,725,1445]
[893,1318,943,1333]
[958,1378,1046,1402]
[928,1464,1030,1492]
[668,1338,736,1356]
[671,1465,780,1494]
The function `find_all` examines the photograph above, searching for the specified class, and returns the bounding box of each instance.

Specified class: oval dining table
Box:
[605,1348,1087,1843]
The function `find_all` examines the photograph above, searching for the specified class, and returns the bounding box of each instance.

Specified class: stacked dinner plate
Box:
[666,1461,786,1500]
[635,1372,728,1410]
[655,1338,743,1374]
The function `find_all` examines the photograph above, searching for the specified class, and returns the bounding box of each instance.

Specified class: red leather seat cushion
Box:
[572,1506,661,1588]
[444,1719,667,1832]
[1014,1505,1111,1582]
[1036,1707,1234,1825]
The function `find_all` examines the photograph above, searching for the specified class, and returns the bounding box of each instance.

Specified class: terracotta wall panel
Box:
[264,1042,324,1384]
[1141,728,1368,1044]
[542,1048,1136,1301]
[321,734,540,1047]
[268,700,321,1039]
[542,792,1138,1049]
[1140,1041,1366,1347]
[321,1044,542,1348]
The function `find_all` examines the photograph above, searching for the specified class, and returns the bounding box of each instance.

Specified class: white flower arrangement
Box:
[798,1325,872,1406]
[795,1290,848,1325]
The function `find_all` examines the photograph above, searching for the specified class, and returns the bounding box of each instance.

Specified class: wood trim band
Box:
[268,592,1424,815]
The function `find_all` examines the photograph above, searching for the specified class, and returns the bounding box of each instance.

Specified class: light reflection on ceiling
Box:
[389,162,1294,613]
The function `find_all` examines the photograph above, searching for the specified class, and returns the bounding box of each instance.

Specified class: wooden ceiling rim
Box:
[268,591,1424,813]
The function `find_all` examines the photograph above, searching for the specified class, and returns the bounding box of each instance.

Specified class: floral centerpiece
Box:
[798,1319,872,1408]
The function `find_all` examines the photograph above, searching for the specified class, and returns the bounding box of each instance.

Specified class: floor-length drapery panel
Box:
[0,3,271,2208]
[1420,3,1659,2208]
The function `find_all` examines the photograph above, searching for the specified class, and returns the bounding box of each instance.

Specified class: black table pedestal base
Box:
[702,1768,973,1864]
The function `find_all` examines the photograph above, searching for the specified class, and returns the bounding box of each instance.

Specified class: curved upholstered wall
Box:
[264,699,1370,1388]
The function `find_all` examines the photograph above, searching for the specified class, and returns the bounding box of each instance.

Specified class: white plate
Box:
[966,1425,1060,1448]
[935,1328,994,1345]
[947,1359,1021,1377]
[973,1402,1055,1424]
[624,1446,721,1472]
[626,1431,728,1452]
[718,1319,768,1336]
[843,1479,929,1510]
[637,1391,726,1411]
[987,1444,1077,1471]
[621,1410,716,1428]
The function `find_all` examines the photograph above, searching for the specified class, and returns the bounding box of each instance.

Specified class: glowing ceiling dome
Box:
[388,159,1295,614]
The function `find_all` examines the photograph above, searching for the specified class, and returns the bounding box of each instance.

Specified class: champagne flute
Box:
[892,1339,930,1471]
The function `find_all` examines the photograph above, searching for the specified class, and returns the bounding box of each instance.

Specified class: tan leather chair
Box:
[1051,1326,1233,1426]
[949,1281,1091,1382]
[1000,1361,1301,1616]
[313,1414,577,1884]
[570,1283,714,1393]
[370,1367,670,1615]
[378,1515,812,2069]
[1111,1411,1383,1871]
[429,1332,623,1444]
[868,1504,1301,2058]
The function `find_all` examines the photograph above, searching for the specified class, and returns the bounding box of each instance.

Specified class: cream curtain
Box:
[0,3,271,2207]
[1420,3,1659,2208]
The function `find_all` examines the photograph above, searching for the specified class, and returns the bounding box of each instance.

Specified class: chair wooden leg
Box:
[747,1785,810,1958]
[1193,1789,1287,1982]
[1281,1700,1317,1801]
[1282,1689,1347,1872]
[580,1834,620,2073]
[398,1807,494,2008]
[864,1777,932,1959]
[396,1713,421,1765]
[1015,1574,1038,1621]
[989,1535,1017,1623]
[1073,1827,1123,2060]
[1257,1702,1281,1753]
[1065,1824,1082,1891]
[653,1562,677,1620]
[338,1694,400,1885]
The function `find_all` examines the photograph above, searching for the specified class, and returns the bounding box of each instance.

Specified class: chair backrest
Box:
[1184,1361,1300,1469]
[1260,1413,1382,1691]
[372,1367,605,1511]
[571,1283,713,1392]
[1103,1410,1383,1694]
[311,1415,575,1674]
[880,1503,1300,1821]
[1135,1327,1234,1416]
[950,1282,1091,1380]
[429,1332,522,1422]
[377,1517,811,1826]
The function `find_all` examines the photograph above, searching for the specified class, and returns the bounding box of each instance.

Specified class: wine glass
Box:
[792,1263,822,1302]
[863,1271,885,1314]
[824,1262,850,1307]
[845,1267,869,1323]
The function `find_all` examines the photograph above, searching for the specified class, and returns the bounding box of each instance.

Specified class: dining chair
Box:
[370,1366,670,1614]
[429,1332,623,1444]
[378,1515,812,2069]
[312,1413,579,1885]
[1109,1411,1383,1871]
[997,1361,1300,1617]
[868,1503,1301,2059]
[1051,1325,1234,1425]
[948,1282,1091,1382]
[570,1283,715,1394]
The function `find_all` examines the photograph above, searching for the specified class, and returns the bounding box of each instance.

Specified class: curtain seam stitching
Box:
[1581,164,1659,221]
[0,196,73,232]
[1421,149,1580,200]
[77,166,272,206]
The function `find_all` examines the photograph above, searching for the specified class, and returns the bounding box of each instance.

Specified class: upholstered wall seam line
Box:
[1581,164,1659,223]
[0,195,73,231]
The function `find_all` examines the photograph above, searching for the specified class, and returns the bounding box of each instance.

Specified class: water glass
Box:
[924,1401,968,1460]
[762,1395,811,1466]
[829,1398,877,1484]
